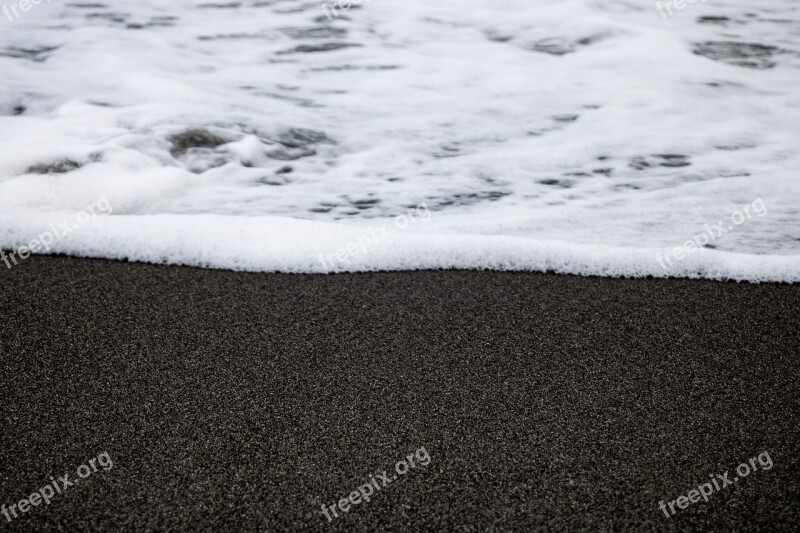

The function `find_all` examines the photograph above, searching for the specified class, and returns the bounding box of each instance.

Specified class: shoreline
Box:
[1,255,798,530]
[2,251,798,285]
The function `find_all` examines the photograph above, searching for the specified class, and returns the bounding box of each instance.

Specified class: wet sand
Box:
[1,255,798,531]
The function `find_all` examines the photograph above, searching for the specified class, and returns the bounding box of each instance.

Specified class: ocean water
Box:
[1,0,799,281]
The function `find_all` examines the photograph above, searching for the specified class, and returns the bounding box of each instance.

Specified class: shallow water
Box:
[1,0,799,280]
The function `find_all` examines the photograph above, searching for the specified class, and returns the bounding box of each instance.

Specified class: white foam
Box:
[1,0,799,281]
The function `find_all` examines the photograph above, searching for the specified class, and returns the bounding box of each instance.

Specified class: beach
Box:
[2,3,799,528]
[1,255,798,530]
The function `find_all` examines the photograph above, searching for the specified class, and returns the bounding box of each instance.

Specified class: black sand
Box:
[1,255,798,531]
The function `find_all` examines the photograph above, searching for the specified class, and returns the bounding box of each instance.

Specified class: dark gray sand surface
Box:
[1,255,798,531]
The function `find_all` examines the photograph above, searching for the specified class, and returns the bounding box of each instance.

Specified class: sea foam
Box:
[1,0,798,281]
